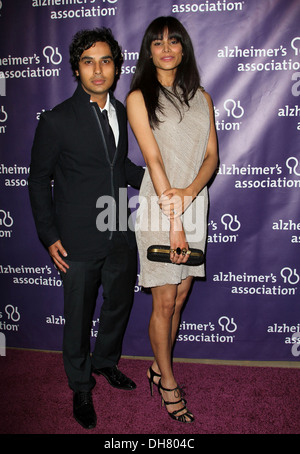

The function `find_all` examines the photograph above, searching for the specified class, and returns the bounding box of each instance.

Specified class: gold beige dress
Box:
[135,88,210,287]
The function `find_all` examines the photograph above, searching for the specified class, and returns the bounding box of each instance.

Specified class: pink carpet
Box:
[1,349,299,435]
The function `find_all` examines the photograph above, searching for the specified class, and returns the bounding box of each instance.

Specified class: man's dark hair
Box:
[69,27,123,90]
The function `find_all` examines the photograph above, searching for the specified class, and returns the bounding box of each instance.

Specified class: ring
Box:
[176,247,181,255]
[186,250,191,256]
[181,248,187,256]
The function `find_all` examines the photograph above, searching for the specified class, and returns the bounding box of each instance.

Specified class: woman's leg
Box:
[149,283,177,388]
[148,277,194,420]
[171,276,193,345]
[149,276,193,381]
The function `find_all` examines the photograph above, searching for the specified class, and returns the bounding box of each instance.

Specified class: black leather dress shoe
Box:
[92,365,136,390]
[73,391,97,429]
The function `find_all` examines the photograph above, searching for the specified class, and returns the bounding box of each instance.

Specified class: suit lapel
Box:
[71,85,125,164]
[114,100,126,157]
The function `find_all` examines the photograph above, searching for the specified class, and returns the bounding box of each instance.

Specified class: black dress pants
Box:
[61,232,137,392]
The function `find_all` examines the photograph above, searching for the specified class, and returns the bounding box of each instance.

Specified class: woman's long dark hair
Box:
[129,16,201,128]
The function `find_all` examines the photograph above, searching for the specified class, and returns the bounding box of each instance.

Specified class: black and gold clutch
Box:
[147,245,204,266]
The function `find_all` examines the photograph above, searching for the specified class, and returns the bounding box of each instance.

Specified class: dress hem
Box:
[138,270,205,289]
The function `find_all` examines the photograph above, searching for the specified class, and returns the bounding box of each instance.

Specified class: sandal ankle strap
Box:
[158,379,185,396]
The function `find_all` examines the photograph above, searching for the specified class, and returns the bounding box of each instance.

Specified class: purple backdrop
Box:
[0,0,299,361]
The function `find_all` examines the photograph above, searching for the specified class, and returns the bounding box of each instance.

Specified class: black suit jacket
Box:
[28,83,144,261]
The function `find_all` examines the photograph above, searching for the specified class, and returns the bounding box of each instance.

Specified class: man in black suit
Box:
[28,28,144,429]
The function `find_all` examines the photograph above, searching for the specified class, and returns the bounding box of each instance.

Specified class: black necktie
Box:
[101,109,116,161]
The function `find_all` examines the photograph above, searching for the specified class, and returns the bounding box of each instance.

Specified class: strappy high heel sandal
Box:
[147,367,161,396]
[158,379,194,423]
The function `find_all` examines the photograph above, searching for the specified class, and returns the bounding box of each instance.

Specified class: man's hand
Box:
[48,240,69,273]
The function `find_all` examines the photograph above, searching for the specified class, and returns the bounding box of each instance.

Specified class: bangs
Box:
[146,17,184,45]
[151,28,183,43]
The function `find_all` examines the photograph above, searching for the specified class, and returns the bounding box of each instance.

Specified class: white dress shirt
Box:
[100,93,119,146]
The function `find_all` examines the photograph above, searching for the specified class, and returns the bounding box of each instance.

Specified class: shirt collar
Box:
[89,91,115,116]
[101,92,114,115]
